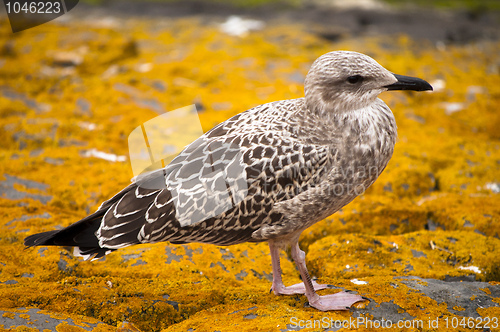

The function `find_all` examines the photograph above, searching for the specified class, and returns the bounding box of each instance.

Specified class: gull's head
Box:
[304,51,432,113]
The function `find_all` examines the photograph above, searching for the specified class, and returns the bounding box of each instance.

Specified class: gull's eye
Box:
[347,75,363,84]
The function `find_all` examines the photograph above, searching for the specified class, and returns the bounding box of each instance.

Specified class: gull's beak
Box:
[385,74,433,92]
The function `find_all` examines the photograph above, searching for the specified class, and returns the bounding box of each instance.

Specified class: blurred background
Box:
[1,1,500,331]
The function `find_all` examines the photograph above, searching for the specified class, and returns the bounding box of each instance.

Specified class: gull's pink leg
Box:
[269,240,328,295]
[289,241,364,311]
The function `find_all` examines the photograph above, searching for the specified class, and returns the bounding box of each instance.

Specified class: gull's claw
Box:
[308,292,364,311]
[273,280,329,295]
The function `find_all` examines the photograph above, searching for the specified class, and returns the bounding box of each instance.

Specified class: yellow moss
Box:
[6,327,40,332]
[480,287,492,295]
[116,322,141,332]
[306,230,500,283]
[55,323,88,332]
[477,306,500,320]
[2,312,15,319]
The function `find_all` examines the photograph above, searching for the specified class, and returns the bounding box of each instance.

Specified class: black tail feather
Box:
[24,211,102,247]
[24,230,60,247]
[24,184,138,259]
[24,210,114,258]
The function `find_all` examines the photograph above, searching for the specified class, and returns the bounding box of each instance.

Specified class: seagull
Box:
[25,51,432,311]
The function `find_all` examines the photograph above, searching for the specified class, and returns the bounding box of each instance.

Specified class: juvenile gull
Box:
[25,51,432,311]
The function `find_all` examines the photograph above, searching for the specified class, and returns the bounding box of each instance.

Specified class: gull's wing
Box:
[96,102,335,248]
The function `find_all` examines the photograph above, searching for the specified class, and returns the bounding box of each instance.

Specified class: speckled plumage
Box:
[25,51,432,311]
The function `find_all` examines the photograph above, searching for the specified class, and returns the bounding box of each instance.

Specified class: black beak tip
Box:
[385,74,433,92]
[415,79,433,92]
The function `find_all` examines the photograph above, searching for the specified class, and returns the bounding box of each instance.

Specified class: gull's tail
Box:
[24,210,114,260]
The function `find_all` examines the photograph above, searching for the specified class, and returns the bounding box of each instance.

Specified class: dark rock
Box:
[0,174,52,204]
[411,249,427,258]
[397,276,500,317]
[0,308,108,331]
[235,270,248,280]
[165,246,183,264]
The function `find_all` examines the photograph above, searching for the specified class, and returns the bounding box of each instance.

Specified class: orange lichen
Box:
[480,287,492,295]
[2,312,15,319]
[116,322,142,332]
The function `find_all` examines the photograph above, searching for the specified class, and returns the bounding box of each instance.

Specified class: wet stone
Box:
[397,276,500,317]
